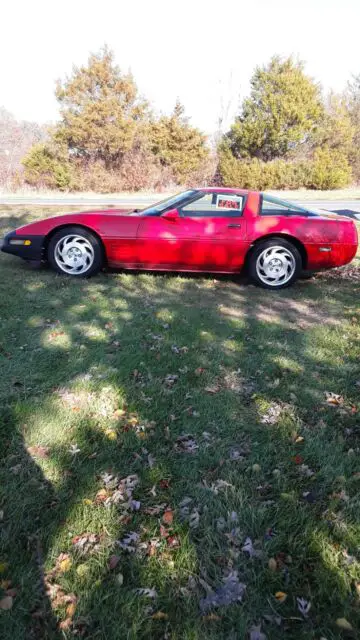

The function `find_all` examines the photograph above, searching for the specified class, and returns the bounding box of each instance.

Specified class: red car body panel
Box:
[3,189,358,274]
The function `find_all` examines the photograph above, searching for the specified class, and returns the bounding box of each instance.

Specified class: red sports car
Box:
[1,188,358,289]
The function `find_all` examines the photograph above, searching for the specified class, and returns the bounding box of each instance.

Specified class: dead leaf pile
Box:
[72,533,101,556]
[99,472,140,510]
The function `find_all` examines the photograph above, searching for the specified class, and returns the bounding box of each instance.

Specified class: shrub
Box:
[306,147,352,189]
[218,149,352,190]
[22,143,73,190]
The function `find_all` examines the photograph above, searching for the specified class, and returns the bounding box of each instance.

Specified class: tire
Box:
[47,226,103,277]
[300,270,315,280]
[248,238,302,290]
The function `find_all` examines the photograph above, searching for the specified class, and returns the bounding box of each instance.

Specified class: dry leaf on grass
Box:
[335,617,353,631]
[297,597,311,617]
[151,611,168,620]
[108,555,120,570]
[274,591,287,603]
[163,509,174,525]
[27,445,50,458]
[135,587,157,599]
[72,533,100,556]
[118,532,139,553]
[325,391,344,406]
[174,434,198,453]
[242,537,263,558]
[249,624,267,640]
[199,571,246,612]
[0,596,13,610]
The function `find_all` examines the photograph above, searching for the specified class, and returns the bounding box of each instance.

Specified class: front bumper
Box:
[1,231,45,260]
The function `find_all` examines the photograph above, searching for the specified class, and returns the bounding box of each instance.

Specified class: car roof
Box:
[197,187,249,195]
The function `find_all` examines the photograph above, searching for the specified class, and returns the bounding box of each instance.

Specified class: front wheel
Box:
[248,239,302,289]
[47,226,103,277]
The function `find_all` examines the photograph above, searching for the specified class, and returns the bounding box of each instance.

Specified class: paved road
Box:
[1,195,360,219]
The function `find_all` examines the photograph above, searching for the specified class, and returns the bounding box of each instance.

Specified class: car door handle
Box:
[227,223,241,228]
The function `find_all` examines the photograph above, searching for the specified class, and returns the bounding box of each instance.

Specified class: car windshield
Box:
[134,190,198,216]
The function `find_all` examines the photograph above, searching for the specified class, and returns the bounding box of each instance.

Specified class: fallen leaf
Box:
[0,596,13,610]
[0,562,9,574]
[174,434,198,453]
[268,558,277,572]
[68,443,81,456]
[200,571,246,612]
[108,555,120,570]
[72,533,100,556]
[66,602,76,618]
[325,392,344,406]
[167,535,180,548]
[195,367,205,375]
[0,580,11,590]
[242,537,263,558]
[189,509,200,529]
[135,587,157,599]
[116,573,124,586]
[249,624,267,640]
[297,597,311,617]
[163,509,174,525]
[151,611,168,620]
[202,613,222,621]
[118,532,139,552]
[293,455,304,465]
[335,618,353,631]
[252,464,261,473]
[27,445,50,458]
[58,554,72,573]
[275,591,287,603]
[159,478,170,489]
[59,618,72,631]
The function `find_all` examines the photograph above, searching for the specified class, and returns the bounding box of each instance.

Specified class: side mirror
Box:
[161,208,179,221]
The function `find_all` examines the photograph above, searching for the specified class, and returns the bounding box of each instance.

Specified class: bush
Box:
[306,147,352,189]
[218,149,352,190]
[22,143,73,190]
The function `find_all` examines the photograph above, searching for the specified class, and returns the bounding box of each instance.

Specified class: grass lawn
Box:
[0,206,359,640]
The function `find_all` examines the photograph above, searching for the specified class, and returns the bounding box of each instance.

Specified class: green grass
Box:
[0,206,359,639]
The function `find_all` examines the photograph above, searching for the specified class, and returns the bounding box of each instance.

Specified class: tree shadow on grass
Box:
[0,260,359,639]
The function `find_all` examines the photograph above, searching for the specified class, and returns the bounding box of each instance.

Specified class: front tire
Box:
[47,226,103,277]
[248,238,302,289]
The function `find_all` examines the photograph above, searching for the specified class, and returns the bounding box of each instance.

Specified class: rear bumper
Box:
[307,243,358,270]
[1,231,45,260]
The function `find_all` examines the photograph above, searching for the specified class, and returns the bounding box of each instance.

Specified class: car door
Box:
[136,191,248,271]
[177,191,248,271]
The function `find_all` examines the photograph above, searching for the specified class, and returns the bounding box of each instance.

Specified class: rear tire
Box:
[248,238,302,289]
[47,226,103,277]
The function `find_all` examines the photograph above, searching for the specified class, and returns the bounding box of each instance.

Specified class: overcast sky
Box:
[1,0,359,133]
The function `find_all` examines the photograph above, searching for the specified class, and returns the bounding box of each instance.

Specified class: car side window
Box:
[261,196,306,216]
[180,193,244,217]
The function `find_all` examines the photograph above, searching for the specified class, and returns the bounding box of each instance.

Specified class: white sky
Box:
[1,0,359,134]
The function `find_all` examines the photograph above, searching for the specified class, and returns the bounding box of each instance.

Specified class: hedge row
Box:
[219,147,352,190]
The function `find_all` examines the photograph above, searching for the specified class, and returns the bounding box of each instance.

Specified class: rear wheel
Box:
[248,238,302,289]
[47,226,103,277]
